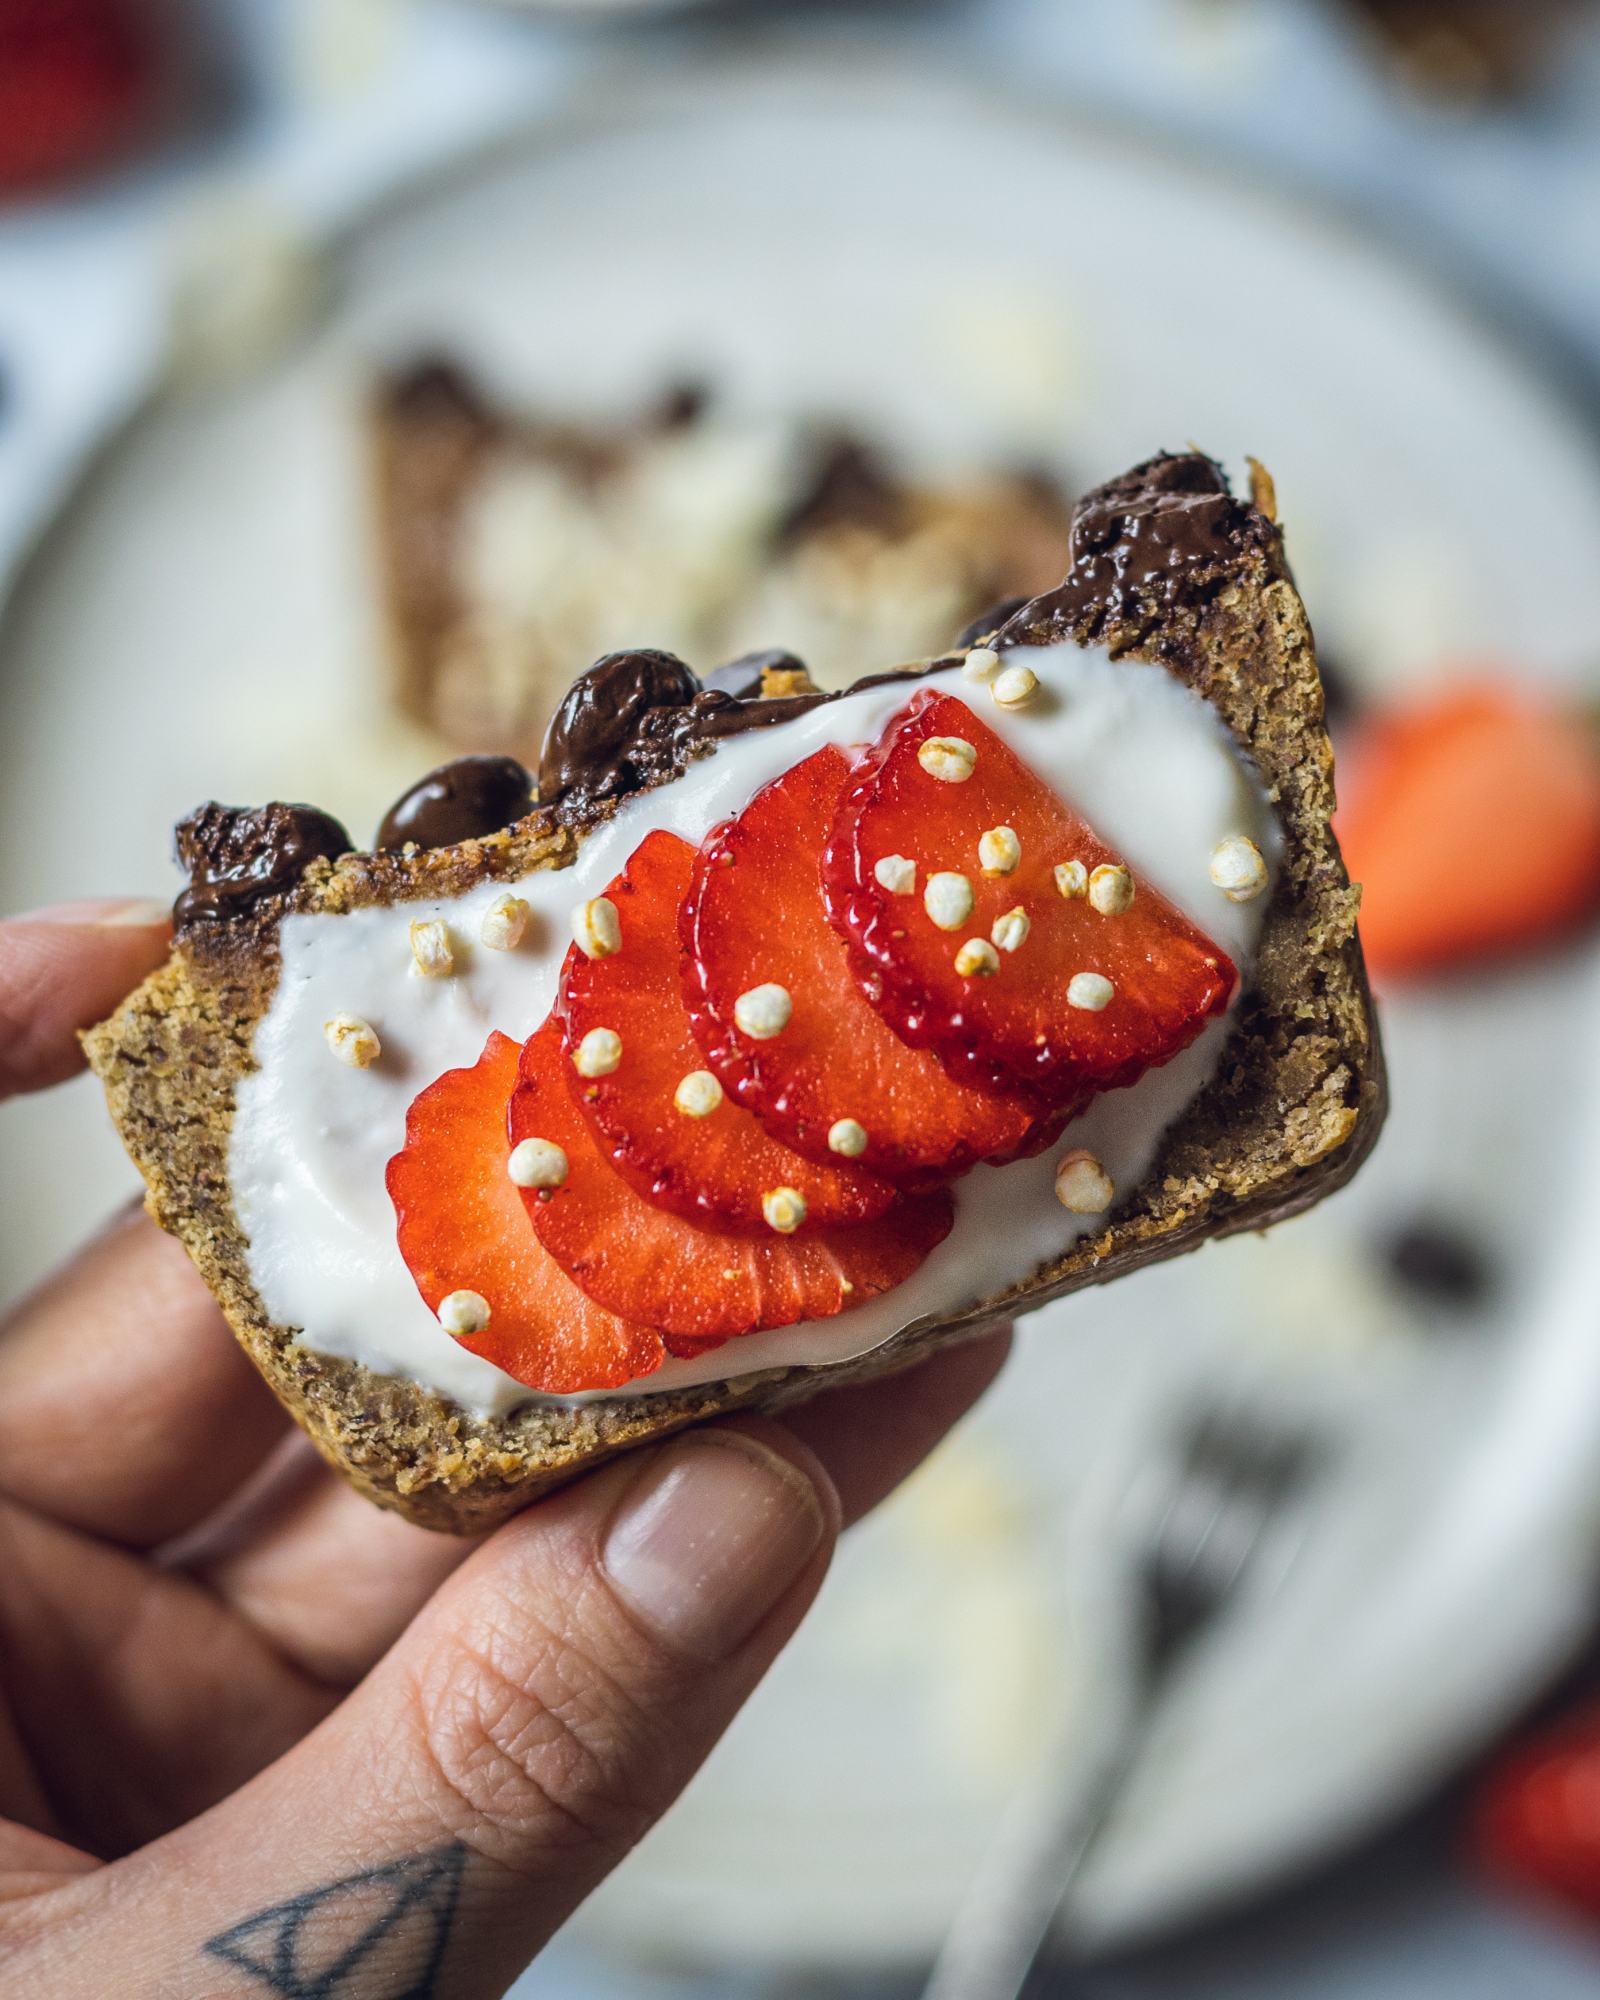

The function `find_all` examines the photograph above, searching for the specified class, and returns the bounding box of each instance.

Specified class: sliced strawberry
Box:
[387,1032,667,1394]
[559,828,897,1228]
[823,692,1236,1102]
[1337,679,1600,978]
[1476,1701,1600,1924]
[513,1018,954,1343]
[682,744,1049,1183]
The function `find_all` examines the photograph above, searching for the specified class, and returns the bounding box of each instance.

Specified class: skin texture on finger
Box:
[20,1424,841,1999]
[0,902,170,1100]
[0,1332,1011,1992]
[0,1498,333,1857]
[0,1205,289,1546]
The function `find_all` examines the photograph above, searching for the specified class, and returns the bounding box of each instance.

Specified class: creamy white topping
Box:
[230,643,1281,1415]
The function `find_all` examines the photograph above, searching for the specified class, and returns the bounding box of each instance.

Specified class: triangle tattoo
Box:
[203,1841,467,1998]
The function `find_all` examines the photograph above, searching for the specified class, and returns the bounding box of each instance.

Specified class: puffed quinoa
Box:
[918,735,978,783]
[408,918,454,978]
[827,1118,869,1157]
[571,895,622,959]
[1210,835,1269,902]
[1054,1149,1114,1215]
[323,1013,380,1068]
[992,664,1038,709]
[1088,864,1135,915]
[762,1186,807,1234]
[438,1289,490,1335]
[978,825,1021,876]
[1055,860,1088,899]
[991,906,1030,953]
[674,1070,724,1118]
[874,853,917,895]
[479,892,530,951]
[507,1137,568,1189]
[572,1028,622,1078]
[924,871,975,931]
[1067,971,1114,1011]
[734,982,792,1039]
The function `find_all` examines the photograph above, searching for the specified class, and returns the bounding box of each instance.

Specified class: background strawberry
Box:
[1337,680,1600,978]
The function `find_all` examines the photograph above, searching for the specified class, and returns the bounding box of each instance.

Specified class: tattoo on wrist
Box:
[202,1842,467,1998]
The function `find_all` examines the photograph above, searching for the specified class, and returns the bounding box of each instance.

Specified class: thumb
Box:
[64,1421,838,1998]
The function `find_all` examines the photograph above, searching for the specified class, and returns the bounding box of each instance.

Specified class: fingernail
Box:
[15,897,171,928]
[601,1432,829,1662]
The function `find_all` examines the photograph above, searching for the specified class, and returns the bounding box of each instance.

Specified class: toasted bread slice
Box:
[84,452,1384,1533]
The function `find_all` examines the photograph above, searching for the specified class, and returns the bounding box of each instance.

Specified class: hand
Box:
[0,900,1009,1998]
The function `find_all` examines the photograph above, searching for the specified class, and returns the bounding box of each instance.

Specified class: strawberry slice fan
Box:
[824,692,1237,1103]
[389,688,1236,1393]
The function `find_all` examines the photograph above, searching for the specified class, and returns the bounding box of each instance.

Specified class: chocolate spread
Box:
[173,452,1265,931]
[174,802,351,931]
[1000,453,1262,643]
[375,754,535,851]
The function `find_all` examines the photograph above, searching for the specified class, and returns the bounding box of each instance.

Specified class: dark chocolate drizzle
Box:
[702,648,810,699]
[375,754,534,852]
[538,649,703,805]
[174,802,351,932]
[998,452,1264,645]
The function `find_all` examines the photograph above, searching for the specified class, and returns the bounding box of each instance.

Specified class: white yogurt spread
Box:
[230,642,1282,1415]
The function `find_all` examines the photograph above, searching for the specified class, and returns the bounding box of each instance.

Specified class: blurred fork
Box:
[920,1403,1323,2000]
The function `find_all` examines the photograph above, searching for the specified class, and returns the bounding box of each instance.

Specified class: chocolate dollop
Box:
[375,753,535,851]
[538,649,702,804]
[174,802,351,931]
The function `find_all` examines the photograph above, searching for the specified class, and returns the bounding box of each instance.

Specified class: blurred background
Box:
[7,1,1600,1995]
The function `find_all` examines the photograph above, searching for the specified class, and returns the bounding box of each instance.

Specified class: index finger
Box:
[0,899,171,1098]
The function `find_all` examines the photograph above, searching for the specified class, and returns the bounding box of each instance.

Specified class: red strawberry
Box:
[0,1,157,195]
[1476,1703,1600,1924]
[823,692,1236,1103]
[513,1018,954,1343]
[387,1032,666,1395]
[682,744,1048,1183]
[1337,680,1600,978]
[559,828,897,1228]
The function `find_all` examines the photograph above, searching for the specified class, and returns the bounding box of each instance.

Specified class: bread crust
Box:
[83,453,1384,1532]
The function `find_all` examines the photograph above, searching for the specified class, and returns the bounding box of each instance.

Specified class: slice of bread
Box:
[84,451,1384,1534]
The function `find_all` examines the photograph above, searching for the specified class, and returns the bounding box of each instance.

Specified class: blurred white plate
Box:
[6,55,1600,1966]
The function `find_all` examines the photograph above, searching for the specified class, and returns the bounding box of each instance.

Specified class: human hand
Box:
[0,900,1009,1997]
